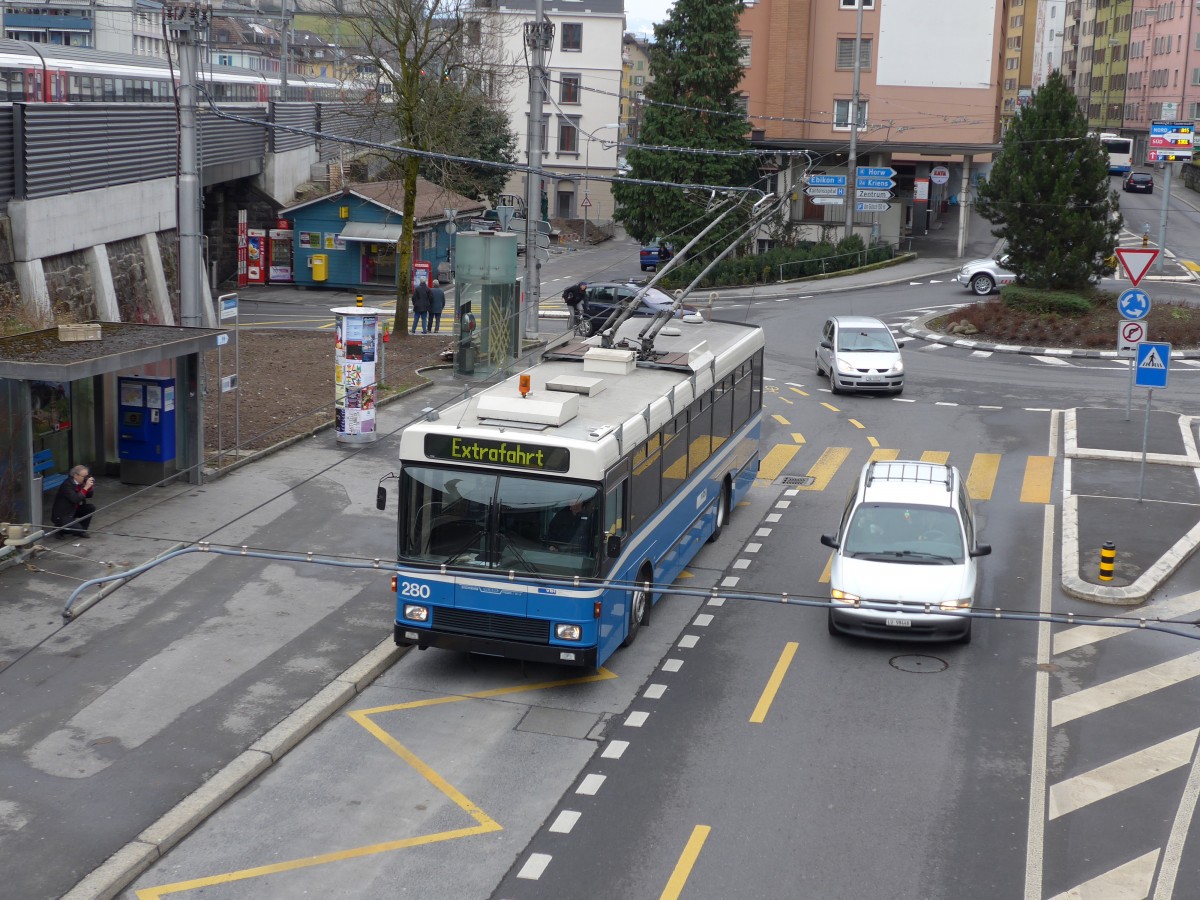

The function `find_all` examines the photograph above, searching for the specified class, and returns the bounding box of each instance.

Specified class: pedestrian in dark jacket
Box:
[51,465,95,539]
[429,285,447,333]
[412,282,433,334]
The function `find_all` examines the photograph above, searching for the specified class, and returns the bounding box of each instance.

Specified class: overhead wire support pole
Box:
[844,0,865,241]
[523,0,552,340]
[167,0,209,329]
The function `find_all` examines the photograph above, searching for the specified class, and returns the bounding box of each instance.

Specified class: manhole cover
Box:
[778,475,815,486]
[889,654,948,674]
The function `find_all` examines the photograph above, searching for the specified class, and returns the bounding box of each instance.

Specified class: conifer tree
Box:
[613,0,755,247]
[975,71,1119,289]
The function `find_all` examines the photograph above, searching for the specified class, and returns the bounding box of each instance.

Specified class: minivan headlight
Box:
[939,598,971,611]
[887,359,904,374]
[831,589,860,605]
[835,358,857,374]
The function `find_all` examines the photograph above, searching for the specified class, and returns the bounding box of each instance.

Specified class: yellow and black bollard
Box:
[355,293,364,308]
[1099,541,1116,582]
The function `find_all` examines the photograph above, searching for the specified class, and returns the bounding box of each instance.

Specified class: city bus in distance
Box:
[383,316,765,668]
[1097,133,1133,175]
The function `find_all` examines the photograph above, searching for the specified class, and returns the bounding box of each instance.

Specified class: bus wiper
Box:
[440,526,485,565]
[496,532,535,572]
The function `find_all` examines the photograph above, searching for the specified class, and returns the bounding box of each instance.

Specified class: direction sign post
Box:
[1134,341,1171,499]
[855,201,890,212]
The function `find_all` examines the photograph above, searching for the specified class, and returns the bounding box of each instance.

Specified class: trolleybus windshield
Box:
[399,466,602,578]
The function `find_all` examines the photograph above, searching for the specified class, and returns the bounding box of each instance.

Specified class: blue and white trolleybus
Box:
[384,315,765,668]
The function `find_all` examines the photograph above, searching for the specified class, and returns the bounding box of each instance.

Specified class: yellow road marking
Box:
[772,414,791,426]
[848,418,865,429]
[780,397,793,405]
[1182,259,1200,273]
[137,670,617,898]
[758,444,802,482]
[819,551,833,584]
[821,402,840,413]
[966,453,1002,500]
[791,433,806,445]
[660,825,713,900]
[869,448,899,463]
[866,436,879,448]
[795,447,851,491]
[789,386,809,397]
[1020,455,1055,504]
[678,569,694,579]
[750,642,799,724]
[921,450,950,464]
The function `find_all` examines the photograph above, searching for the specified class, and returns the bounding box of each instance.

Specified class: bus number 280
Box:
[399,582,431,599]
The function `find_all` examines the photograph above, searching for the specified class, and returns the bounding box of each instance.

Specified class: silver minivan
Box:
[815,315,905,395]
[820,460,991,643]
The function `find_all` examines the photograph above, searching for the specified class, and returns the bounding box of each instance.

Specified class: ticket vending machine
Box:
[118,376,177,485]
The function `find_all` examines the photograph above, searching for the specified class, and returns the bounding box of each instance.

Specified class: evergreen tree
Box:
[612,0,755,247]
[975,70,1119,290]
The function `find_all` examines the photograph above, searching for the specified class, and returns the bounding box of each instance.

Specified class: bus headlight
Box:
[404,604,429,622]
[555,624,582,641]
[830,589,860,605]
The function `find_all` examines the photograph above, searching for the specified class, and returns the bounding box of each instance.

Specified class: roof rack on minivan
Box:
[865,460,953,491]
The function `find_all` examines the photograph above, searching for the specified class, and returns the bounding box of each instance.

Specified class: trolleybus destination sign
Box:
[425,434,571,471]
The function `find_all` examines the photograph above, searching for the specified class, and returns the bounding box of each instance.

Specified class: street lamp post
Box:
[582,122,620,244]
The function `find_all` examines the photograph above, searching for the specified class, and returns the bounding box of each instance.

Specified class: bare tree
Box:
[323,0,517,337]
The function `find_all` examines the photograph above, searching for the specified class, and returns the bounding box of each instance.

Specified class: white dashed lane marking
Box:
[518,853,553,879]
[693,614,714,626]
[678,635,700,649]
[577,774,606,795]
[602,740,630,759]
[645,684,667,699]
[625,711,649,727]
[549,811,582,834]
[663,659,684,672]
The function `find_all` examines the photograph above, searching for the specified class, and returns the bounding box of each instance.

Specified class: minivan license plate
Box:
[885,617,911,628]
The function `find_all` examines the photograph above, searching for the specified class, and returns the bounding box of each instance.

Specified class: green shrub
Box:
[1001,286,1094,316]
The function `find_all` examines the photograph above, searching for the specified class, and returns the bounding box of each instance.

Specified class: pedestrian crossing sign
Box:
[1135,341,1170,388]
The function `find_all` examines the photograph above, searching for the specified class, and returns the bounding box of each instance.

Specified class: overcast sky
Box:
[626,1,673,37]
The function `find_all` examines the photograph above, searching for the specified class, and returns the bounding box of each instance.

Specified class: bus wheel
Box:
[622,572,650,647]
[707,479,730,543]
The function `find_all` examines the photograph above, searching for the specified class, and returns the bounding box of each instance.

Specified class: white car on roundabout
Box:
[957,254,1017,296]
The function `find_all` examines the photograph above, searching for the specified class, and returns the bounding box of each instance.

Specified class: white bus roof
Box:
[398,317,765,481]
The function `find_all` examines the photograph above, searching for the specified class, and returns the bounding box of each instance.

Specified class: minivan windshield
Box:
[843,503,964,563]
[837,326,897,353]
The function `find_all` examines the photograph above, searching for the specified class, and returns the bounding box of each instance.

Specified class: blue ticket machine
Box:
[118,377,177,484]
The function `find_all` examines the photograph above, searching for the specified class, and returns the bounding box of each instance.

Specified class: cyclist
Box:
[562,281,588,334]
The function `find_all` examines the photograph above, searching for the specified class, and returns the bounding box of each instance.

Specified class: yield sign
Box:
[1115,248,1159,286]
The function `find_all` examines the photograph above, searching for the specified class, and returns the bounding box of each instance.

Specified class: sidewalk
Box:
[7,239,1200,900]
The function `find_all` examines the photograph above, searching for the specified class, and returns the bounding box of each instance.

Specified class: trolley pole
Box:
[167,1,207,329]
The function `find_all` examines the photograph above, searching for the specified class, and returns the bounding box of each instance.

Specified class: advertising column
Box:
[331,306,387,444]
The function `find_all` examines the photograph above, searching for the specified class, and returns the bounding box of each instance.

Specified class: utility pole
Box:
[523,0,552,339]
[167,0,206,329]
[843,0,864,241]
[279,0,290,99]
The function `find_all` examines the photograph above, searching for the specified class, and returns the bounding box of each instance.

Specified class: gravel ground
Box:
[202,330,453,457]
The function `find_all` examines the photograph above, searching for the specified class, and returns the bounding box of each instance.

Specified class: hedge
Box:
[1000,286,1095,316]
[658,235,893,289]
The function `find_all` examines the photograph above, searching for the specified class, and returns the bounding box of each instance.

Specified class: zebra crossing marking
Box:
[966,453,1002,500]
[1053,591,1200,654]
[1020,456,1055,505]
[1048,729,1199,819]
[794,447,852,491]
[1046,850,1159,900]
[1051,652,1200,727]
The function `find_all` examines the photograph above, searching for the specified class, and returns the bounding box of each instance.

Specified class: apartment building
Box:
[1032,0,1068,91]
[1087,0,1127,131]
[737,0,1003,248]
[1123,0,1200,160]
[621,33,652,145]
[1001,0,1039,127]
[472,0,623,224]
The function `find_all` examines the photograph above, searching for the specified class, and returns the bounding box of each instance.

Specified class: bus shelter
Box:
[0,322,225,531]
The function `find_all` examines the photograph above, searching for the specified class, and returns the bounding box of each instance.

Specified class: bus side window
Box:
[631,438,662,531]
[605,481,627,538]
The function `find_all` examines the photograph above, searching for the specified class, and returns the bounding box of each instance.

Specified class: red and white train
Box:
[0,38,344,104]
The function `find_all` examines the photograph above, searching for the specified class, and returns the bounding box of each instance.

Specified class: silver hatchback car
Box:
[815,315,905,394]
[820,460,991,643]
